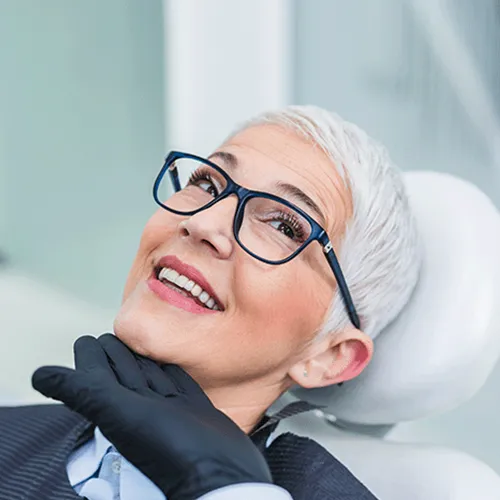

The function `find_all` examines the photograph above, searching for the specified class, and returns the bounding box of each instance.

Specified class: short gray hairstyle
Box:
[228,105,421,340]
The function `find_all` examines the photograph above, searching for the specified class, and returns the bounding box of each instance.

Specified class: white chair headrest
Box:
[294,171,500,425]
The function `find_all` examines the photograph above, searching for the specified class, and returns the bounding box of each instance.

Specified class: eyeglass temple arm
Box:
[168,162,182,192]
[323,241,361,330]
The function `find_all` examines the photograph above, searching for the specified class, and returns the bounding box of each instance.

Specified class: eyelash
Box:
[188,169,211,182]
[273,211,307,241]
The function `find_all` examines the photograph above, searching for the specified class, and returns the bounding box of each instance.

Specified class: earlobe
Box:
[288,361,321,389]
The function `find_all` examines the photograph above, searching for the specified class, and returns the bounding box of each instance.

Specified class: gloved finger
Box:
[135,356,178,397]
[73,335,115,380]
[32,366,82,407]
[160,364,209,399]
[98,334,149,392]
[32,365,116,422]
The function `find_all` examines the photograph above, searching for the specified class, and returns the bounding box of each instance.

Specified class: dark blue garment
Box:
[0,404,378,500]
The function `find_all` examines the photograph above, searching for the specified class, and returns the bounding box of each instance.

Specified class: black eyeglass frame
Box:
[153,150,360,329]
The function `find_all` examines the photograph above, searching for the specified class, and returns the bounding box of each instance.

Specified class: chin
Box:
[113,284,162,353]
[113,305,161,358]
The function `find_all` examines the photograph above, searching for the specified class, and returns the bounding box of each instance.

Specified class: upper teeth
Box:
[158,267,220,310]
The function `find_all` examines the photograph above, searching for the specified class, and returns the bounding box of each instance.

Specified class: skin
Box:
[114,124,373,433]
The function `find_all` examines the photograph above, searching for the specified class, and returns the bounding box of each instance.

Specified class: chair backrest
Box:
[283,171,500,498]
[276,407,500,500]
[293,171,500,426]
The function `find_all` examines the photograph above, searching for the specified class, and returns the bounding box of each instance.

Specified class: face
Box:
[114,124,353,392]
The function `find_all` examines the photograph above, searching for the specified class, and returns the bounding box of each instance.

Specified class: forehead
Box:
[218,124,352,238]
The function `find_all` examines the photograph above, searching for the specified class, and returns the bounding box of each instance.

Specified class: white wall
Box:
[294,0,500,205]
[0,0,165,309]
[0,127,6,252]
[163,0,292,154]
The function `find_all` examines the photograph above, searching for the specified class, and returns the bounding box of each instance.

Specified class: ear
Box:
[288,328,373,389]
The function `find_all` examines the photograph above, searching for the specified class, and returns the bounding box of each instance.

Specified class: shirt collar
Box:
[66,427,113,487]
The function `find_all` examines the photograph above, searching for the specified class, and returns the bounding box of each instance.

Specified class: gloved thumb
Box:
[32,366,80,407]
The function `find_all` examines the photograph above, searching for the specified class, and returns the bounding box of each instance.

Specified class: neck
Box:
[204,378,288,433]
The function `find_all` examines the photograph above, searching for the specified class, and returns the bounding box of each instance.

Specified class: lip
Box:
[149,255,224,312]
[147,277,217,315]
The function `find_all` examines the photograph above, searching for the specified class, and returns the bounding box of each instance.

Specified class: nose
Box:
[178,196,238,260]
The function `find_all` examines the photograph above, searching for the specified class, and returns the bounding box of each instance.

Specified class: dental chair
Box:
[3,172,500,498]
[281,171,500,499]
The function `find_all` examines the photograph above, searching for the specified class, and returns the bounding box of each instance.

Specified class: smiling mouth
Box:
[154,266,222,311]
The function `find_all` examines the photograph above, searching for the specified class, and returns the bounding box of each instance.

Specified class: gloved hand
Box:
[32,334,272,500]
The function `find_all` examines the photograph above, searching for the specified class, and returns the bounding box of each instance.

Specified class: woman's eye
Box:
[187,172,219,197]
[270,220,296,239]
[197,180,218,197]
[268,217,306,242]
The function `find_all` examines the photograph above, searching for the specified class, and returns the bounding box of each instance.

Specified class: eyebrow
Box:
[208,151,326,226]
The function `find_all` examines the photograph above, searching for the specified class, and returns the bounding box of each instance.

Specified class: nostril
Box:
[201,239,218,253]
[179,220,190,237]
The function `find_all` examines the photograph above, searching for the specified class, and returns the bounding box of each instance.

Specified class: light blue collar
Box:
[66,427,113,487]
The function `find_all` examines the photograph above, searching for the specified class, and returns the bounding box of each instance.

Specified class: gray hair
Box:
[228,105,421,340]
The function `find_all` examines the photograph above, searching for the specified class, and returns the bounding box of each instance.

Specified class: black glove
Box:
[32,334,272,500]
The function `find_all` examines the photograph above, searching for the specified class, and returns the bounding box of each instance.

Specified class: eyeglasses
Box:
[153,151,360,329]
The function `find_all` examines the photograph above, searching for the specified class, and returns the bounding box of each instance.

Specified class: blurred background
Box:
[1,0,500,474]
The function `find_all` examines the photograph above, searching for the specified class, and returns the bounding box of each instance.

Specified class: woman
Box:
[1,105,420,499]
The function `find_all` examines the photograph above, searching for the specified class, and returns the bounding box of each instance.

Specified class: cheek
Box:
[234,261,333,352]
[123,211,176,300]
